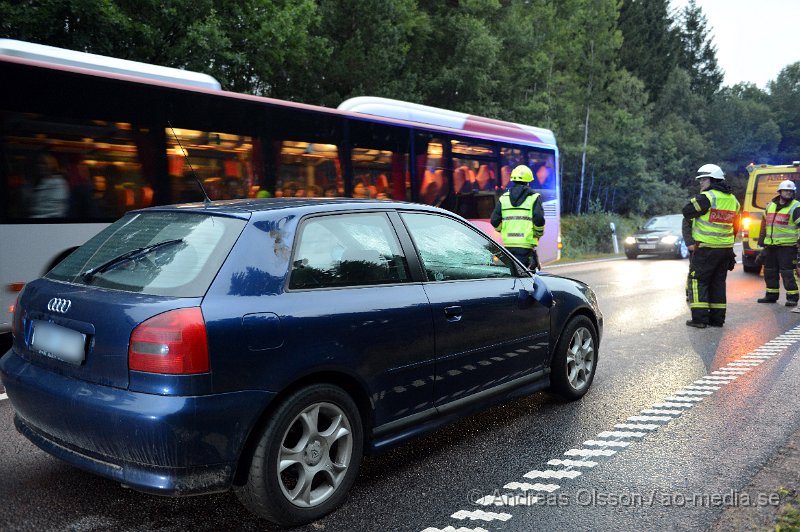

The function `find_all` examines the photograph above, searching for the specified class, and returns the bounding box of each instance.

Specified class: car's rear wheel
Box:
[236,384,363,526]
[550,315,597,400]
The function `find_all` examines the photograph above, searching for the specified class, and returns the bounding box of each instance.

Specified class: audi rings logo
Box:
[47,298,72,314]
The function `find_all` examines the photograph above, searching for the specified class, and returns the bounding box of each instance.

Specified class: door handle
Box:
[444,306,462,321]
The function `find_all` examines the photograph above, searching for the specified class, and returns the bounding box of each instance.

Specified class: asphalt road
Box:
[2,251,800,531]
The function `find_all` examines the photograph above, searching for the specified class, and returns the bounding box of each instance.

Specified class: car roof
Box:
[130,198,446,219]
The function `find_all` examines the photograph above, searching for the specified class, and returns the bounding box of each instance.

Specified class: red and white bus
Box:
[0,39,560,335]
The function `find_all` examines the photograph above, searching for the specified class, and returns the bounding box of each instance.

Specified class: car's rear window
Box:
[47,212,246,296]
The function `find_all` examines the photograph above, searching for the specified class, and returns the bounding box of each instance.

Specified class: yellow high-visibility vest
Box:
[690,190,739,247]
[498,192,543,248]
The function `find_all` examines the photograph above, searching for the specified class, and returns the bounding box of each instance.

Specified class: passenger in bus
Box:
[25,154,69,218]
[532,162,555,190]
[454,166,474,194]
[353,180,369,199]
[476,165,496,191]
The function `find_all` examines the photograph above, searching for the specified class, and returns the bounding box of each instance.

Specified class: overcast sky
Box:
[670,0,800,89]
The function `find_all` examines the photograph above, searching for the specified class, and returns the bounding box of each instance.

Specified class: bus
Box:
[0,39,561,335]
[740,161,800,273]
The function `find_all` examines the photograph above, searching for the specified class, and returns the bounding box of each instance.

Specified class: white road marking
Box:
[451,510,512,522]
[564,448,617,457]
[683,385,721,391]
[583,440,630,448]
[474,494,541,507]
[662,396,704,402]
[651,402,694,408]
[597,430,647,439]
[422,527,489,532]
[547,458,598,468]
[523,469,582,480]
[693,380,729,386]
[504,482,560,492]
[614,423,661,430]
[0,393,7,401]
[672,390,714,396]
[627,415,673,422]
[640,409,684,415]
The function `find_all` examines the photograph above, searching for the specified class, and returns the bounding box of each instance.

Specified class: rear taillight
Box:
[10,292,21,339]
[129,307,209,374]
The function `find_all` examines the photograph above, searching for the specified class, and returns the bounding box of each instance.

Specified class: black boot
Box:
[757,295,778,303]
[786,299,799,307]
[686,320,708,328]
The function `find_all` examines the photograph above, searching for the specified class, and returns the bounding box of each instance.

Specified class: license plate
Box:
[639,244,656,250]
[30,320,86,365]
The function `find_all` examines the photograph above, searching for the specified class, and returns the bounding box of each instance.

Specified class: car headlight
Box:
[625,236,636,245]
[661,235,678,244]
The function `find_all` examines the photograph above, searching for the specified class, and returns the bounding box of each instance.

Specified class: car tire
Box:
[550,315,597,401]
[625,251,637,260]
[235,384,363,527]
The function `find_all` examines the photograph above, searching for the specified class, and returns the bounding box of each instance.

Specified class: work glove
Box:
[755,249,765,267]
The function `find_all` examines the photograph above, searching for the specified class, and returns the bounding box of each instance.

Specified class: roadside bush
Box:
[561,212,643,258]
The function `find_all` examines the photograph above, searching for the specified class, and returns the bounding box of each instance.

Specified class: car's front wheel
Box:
[236,384,363,526]
[550,315,598,400]
[625,251,637,260]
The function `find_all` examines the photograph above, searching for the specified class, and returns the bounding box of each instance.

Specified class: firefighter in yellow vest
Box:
[756,179,800,305]
[490,165,545,270]
[682,164,741,328]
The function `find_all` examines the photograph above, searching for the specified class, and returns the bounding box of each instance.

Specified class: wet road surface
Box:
[2,253,799,531]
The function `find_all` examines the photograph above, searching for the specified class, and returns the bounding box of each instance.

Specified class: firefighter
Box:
[756,179,800,305]
[491,165,545,270]
[682,163,741,328]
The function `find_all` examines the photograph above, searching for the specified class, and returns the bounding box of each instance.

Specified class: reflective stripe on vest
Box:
[763,199,800,245]
[691,189,739,247]
[499,192,542,248]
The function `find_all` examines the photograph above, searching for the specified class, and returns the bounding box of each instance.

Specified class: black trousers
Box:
[762,245,799,302]
[508,247,540,271]
[687,247,733,325]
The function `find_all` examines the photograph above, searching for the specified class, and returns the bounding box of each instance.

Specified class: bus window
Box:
[165,128,255,202]
[350,121,411,201]
[1,112,151,221]
[452,140,497,192]
[415,136,449,207]
[526,148,557,201]
[276,142,340,198]
[500,146,524,189]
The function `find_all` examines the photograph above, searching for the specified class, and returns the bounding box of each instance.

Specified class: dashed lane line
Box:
[0,393,7,401]
[421,325,800,531]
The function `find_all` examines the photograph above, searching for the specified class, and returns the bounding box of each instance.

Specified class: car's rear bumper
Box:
[0,349,275,496]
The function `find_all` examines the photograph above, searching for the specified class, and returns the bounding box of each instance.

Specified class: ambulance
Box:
[741,161,800,273]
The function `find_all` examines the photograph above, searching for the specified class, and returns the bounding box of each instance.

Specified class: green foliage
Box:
[560,212,642,258]
[2,0,798,217]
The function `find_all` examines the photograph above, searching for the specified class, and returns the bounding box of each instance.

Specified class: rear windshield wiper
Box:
[81,238,185,282]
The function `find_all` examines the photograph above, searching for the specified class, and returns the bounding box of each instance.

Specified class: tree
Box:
[676,0,723,100]
[617,0,680,102]
[769,62,800,163]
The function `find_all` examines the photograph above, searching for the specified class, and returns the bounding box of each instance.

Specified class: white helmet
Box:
[778,180,797,192]
[696,163,725,180]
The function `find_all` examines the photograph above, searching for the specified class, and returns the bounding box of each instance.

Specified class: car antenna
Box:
[167,120,211,206]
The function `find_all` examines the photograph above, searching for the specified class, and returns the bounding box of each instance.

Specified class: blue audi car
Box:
[0,199,602,526]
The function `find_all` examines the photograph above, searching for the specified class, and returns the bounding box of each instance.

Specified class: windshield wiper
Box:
[81,239,185,282]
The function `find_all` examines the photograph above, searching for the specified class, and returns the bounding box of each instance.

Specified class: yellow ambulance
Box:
[741,161,800,273]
